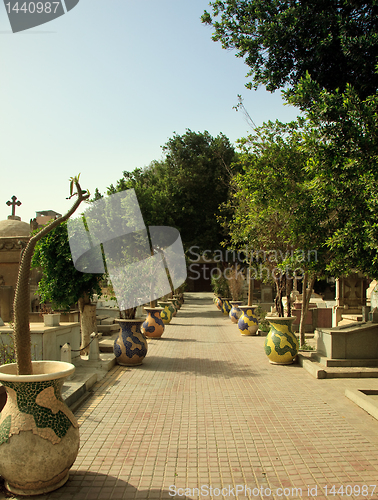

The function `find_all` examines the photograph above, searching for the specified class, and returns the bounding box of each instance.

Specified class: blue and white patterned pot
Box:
[114,319,148,366]
[238,305,259,335]
[142,307,165,338]
[229,301,243,324]
[221,298,231,315]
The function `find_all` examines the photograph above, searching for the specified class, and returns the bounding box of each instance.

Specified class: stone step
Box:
[96,315,109,323]
[97,324,119,335]
[339,314,363,326]
[99,334,117,353]
[101,317,116,325]
[298,352,378,379]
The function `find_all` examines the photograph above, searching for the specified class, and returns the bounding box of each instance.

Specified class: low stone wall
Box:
[0,322,81,363]
[316,321,378,360]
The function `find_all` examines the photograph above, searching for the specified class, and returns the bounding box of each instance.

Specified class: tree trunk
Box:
[299,273,316,347]
[13,179,89,375]
[121,307,137,320]
[248,272,254,306]
[286,273,293,317]
[274,274,287,317]
[78,297,97,355]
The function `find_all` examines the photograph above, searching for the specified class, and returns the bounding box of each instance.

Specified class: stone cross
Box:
[6,196,21,217]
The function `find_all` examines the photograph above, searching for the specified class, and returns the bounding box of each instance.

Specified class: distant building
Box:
[33,210,62,228]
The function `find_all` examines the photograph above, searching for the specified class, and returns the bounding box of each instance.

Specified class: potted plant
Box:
[31,221,105,356]
[211,272,229,311]
[227,265,244,323]
[0,176,89,496]
[110,262,153,366]
[114,309,149,366]
[39,304,61,327]
[238,265,259,335]
[264,315,299,364]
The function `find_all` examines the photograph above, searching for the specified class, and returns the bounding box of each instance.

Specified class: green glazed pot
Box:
[264,316,299,365]
[0,361,80,496]
[158,301,173,324]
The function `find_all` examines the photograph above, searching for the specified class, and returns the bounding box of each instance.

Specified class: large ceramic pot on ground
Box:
[167,299,177,317]
[229,301,243,324]
[114,319,148,366]
[0,360,80,496]
[173,295,182,309]
[216,296,223,310]
[238,305,259,335]
[264,316,299,365]
[157,301,173,324]
[221,298,231,315]
[141,307,165,338]
[171,297,180,312]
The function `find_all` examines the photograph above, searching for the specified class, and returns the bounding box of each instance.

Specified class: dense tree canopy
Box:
[32,221,103,310]
[202,0,378,98]
[222,119,330,330]
[286,80,378,278]
[107,130,237,253]
[32,221,105,353]
[202,0,378,282]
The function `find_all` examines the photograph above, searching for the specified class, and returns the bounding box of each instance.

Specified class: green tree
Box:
[202,0,378,98]
[107,129,238,253]
[32,221,105,355]
[286,79,378,279]
[222,119,330,344]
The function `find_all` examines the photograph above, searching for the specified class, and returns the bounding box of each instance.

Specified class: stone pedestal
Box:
[315,322,378,366]
[332,273,369,327]
[0,322,81,362]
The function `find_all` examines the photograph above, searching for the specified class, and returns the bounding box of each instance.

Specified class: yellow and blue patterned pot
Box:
[0,361,80,496]
[221,298,231,315]
[114,319,148,366]
[173,295,182,309]
[167,299,177,316]
[229,301,243,324]
[238,305,259,335]
[216,297,223,310]
[264,316,299,365]
[172,297,180,312]
[142,307,165,338]
[157,301,173,324]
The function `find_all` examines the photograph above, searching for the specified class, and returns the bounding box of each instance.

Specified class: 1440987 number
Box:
[5,2,61,14]
[324,485,376,496]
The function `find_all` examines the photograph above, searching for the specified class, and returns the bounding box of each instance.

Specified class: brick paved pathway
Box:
[24,294,378,499]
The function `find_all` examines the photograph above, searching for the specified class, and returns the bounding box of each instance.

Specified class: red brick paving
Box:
[26,293,378,499]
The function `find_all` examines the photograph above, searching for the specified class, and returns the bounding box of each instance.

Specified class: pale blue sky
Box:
[1,0,300,223]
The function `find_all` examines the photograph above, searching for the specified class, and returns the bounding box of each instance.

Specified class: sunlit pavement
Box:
[14,293,378,500]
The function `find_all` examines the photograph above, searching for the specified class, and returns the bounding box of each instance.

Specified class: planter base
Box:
[116,360,143,367]
[264,317,299,365]
[114,319,148,366]
[268,359,296,365]
[0,361,80,497]
[5,470,69,496]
